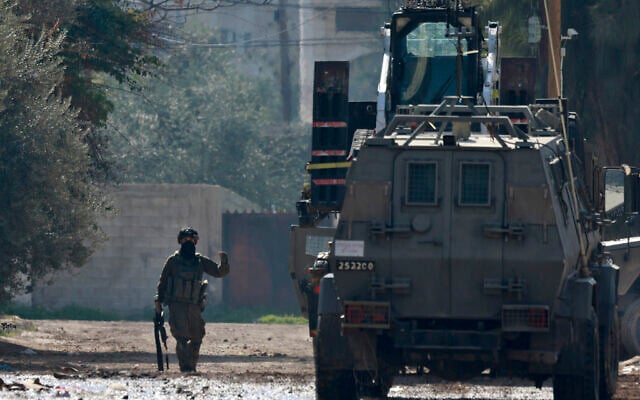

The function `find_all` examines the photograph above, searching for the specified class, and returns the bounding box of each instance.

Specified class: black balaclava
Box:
[180,241,196,259]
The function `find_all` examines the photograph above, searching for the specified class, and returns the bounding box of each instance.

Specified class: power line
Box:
[158,34,381,48]
[159,3,391,50]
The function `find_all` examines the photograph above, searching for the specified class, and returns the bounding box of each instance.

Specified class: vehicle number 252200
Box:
[337,260,375,271]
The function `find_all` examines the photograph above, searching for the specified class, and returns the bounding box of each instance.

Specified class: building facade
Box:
[189,1,402,122]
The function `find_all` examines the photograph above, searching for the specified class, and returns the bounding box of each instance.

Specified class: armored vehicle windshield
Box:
[390,8,481,109]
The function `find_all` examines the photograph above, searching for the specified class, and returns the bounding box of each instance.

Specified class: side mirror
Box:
[603,168,625,221]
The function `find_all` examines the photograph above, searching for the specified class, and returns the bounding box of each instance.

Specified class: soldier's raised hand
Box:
[218,251,229,266]
[154,300,163,315]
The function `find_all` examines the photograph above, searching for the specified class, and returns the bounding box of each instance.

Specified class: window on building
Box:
[459,162,491,206]
[242,33,252,49]
[335,7,384,32]
[406,162,437,205]
[220,29,236,44]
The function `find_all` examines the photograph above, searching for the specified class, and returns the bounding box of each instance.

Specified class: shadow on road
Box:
[0,338,307,374]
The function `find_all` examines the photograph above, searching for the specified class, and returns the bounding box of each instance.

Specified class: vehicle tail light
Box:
[343,301,391,329]
[502,305,549,332]
[527,308,548,329]
[346,304,364,324]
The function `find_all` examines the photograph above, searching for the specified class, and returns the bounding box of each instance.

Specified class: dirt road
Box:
[0,318,639,399]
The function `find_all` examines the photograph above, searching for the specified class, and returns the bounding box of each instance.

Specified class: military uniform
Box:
[155,228,229,372]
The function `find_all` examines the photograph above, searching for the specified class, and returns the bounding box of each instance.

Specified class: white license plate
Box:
[336,260,375,271]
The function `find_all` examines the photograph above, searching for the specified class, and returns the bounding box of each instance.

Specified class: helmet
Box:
[177,227,199,243]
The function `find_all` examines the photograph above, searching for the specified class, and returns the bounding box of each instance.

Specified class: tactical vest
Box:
[165,255,205,305]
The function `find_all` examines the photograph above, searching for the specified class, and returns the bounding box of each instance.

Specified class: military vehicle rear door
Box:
[391,150,451,317]
[448,152,505,317]
[391,150,505,318]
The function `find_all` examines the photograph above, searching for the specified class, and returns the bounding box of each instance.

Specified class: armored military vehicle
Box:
[289,1,640,399]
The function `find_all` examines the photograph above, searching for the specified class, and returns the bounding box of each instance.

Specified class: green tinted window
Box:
[407,162,437,204]
[460,163,490,205]
[405,22,466,57]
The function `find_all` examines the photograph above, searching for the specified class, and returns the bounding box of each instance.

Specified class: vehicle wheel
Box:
[600,308,619,400]
[621,298,640,358]
[313,314,356,400]
[553,309,600,400]
[315,367,356,400]
[355,366,395,399]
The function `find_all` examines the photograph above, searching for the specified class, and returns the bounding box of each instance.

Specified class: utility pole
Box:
[540,0,561,98]
[277,0,292,122]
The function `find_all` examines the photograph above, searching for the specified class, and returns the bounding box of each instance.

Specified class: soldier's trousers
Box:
[168,302,205,372]
[175,338,201,372]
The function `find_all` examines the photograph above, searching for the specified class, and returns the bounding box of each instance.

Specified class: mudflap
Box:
[313,273,356,399]
[315,313,353,369]
[314,313,356,400]
[593,262,619,332]
[346,330,396,398]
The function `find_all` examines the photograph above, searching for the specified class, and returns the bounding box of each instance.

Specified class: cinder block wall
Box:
[32,184,256,317]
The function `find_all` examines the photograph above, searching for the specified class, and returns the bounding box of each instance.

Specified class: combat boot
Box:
[190,341,202,371]
[176,338,194,372]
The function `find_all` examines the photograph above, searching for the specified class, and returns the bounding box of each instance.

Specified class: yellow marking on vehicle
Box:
[306,162,352,171]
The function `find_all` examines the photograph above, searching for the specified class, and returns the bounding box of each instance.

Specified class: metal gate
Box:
[222,212,298,310]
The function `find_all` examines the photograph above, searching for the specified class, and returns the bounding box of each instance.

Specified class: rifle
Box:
[154,311,169,371]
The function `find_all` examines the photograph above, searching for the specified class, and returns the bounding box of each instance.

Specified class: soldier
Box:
[154,227,230,372]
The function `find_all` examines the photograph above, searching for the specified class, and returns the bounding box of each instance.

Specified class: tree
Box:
[120,0,273,23]
[479,0,531,56]
[106,37,308,209]
[10,0,162,182]
[563,0,640,166]
[0,3,105,304]
[9,1,277,181]
[478,0,640,167]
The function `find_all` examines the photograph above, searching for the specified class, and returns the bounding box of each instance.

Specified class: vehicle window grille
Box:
[407,162,437,204]
[460,163,490,205]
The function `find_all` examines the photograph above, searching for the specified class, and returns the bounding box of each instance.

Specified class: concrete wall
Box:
[32,184,256,317]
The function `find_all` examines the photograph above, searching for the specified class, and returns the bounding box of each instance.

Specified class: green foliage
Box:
[0,317,33,337]
[257,314,306,325]
[0,329,17,338]
[64,0,158,125]
[106,36,309,209]
[15,0,159,126]
[479,0,532,56]
[9,0,160,183]
[201,305,302,323]
[0,3,105,304]
[2,303,302,323]
[562,0,640,166]
[1,304,120,321]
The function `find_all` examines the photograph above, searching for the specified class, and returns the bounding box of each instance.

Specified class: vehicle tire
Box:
[621,298,640,358]
[315,367,356,400]
[553,309,600,400]
[355,365,395,399]
[600,308,619,400]
[314,314,356,400]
